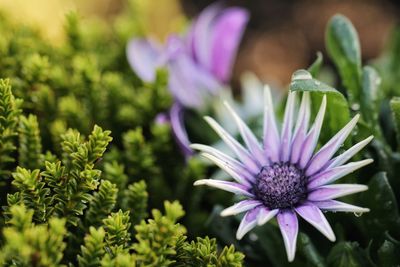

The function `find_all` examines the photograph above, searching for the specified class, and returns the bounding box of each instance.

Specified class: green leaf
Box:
[308,52,323,77]
[361,66,381,125]
[327,242,369,267]
[298,233,326,267]
[377,239,400,267]
[360,172,400,238]
[290,69,350,145]
[78,227,106,267]
[390,97,400,147]
[18,114,43,170]
[326,14,362,103]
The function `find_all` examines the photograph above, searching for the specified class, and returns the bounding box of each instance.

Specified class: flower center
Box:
[254,162,307,209]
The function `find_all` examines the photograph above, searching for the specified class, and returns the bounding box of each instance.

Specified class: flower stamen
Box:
[254,163,307,209]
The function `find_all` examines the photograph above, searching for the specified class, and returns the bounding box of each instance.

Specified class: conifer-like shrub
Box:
[0,6,243,266]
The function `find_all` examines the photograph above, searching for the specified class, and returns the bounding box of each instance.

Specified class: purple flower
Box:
[126,3,249,156]
[192,86,373,261]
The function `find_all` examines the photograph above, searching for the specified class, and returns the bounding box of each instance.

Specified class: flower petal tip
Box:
[328,234,336,242]
[236,232,245,240]
[220,210,231,217]
[203,116,214,124]
[359,184,369,192]
[354,113,361,121]
[364,158,374,165]
[361,207,370,213]
[220,206,237,217]
[193,180,207,186]
[189,143,201,150]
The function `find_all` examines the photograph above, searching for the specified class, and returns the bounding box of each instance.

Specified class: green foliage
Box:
[377,239,400,267]
[77,201,243,267]
[326,242,368,267]
[120,180,148,226]
[122,128,158,179]
[100,253,136,267]
[0,205,67,266]
[10,167,50,223]
[22,53,50,83]
[85,180,118,227]
[174,237,244,267]
[390,97,400,147]
[360,172,400,238]
[307,52,323,77]
[103,210,131,254]
[45,125,112,226]
[0,24,239,264]
[103,161,128,193]
[18,114,43,169]
[360,66,380,125]
[326,14,362,104]
[133,201,186,266]
[78,227,106,267]
[0,78,22,178]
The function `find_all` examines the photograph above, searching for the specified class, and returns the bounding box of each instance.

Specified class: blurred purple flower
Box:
[127,3,249,156]
[192,87,373,261]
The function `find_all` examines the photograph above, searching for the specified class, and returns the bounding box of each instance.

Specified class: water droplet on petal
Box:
[292,70,312,81]
[353,212,363,217]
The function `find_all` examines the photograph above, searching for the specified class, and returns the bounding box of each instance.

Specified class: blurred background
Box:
[1,0,399,87]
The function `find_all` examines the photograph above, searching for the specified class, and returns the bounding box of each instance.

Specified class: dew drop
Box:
[353,212,363,217]
[292,70,312,81]
[351,103,360,111]
[249,233,259,241]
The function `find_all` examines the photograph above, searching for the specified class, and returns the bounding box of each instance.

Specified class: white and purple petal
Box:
[221,200,262,217]
[204,116,260,174]
[313,200,370,213]
[263,85,280,162]
[190,143,255,183]
[188,3,222,68]
[257,207,279,226]
[194,179,253,197]
[295,202,336,241]
[280,91,297,162]
[299,95,327,168]
[277,210,299,262]
[126,38,163,82]
[224,101,267,166]
[306,114,360,176]
[170,103,193,157]
[236,207,261,239]
[200,153,253,186]
[325,136,374,170]
[209,7,249,82]
[308,184,368,201]
[168,54,207,108]
[290,92,311,164]
[308,159,373,190]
